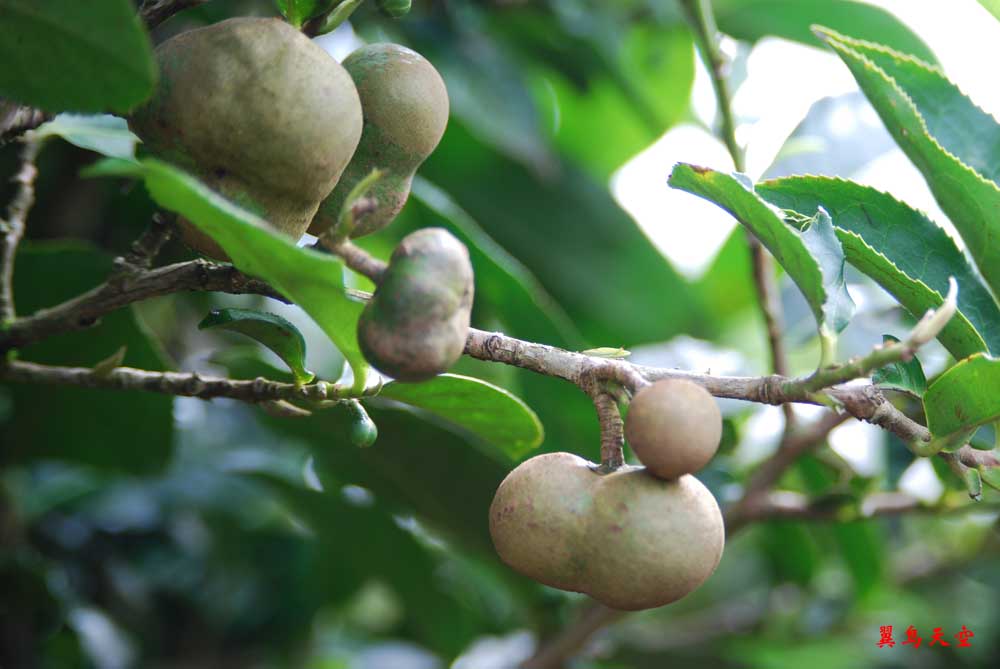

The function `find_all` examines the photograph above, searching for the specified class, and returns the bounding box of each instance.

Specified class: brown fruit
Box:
[129,17,363,258]
[489,452,725,610]
[624,379,722,480]
[357,228,473,381]
[308,43,449,238]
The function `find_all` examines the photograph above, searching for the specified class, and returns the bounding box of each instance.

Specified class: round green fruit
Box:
[308,43,449,239]
[625,379,722,480]
[489,452,725,610]
[129,17,363,259]
[357,228,473,381]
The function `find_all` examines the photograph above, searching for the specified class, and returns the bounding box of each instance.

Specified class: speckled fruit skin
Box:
[357,228,473,381]
[308,43,449,238]
[129,17,363,259]
[625,379,722,480]
[490,452,725,611]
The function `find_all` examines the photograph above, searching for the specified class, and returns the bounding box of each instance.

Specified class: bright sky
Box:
[612,0,1000,278]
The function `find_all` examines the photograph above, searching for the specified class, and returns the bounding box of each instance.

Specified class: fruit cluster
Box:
[129,17,471,381]
[490,380,726,610]
[130,17,725,611]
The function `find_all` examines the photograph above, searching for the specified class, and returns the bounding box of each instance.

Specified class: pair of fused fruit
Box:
[490,379,725,610]
[129,17,449,258]
[131,17,471,381]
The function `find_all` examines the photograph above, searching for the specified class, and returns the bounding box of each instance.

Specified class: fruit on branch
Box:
[358,228,473,381]
[129,17,363,259]
[308,43,449,238]
[625,379,722,480]
[489,452,725,610]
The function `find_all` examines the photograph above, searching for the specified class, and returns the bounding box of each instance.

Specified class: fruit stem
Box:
[592,391,625,472]
[308,0,367,37]
[323,168,385,244]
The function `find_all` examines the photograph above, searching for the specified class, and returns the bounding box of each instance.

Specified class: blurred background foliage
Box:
[1,0,999,667]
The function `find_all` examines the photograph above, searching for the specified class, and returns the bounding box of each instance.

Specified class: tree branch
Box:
[0,359,368,407]
[319,238,388,283]
[0,137,42,324]
[797,278,958,396]
[726,410,850,533]
[115,213,175,274]
[0,259,285,352]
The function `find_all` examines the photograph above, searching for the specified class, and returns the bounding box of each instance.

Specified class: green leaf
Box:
[0,0,156,113]
[535,24,695,178]
[818,28,1000,300]
[255,474,485,656]
[713,0,936,64]
[979,464,1000,492]
[380,373,543,461]
[429,33,555,173]
[669,164,854,341]
[262,403,510,555]
[1,242,173,474]
[872,335,927,397]
[198,308,315,384]
[978,0,1000,22]
[87,157,369,391]
[925,354,1000,440]
[757,176,1000,358]
[32,113,138,159]
[275,0,336,27]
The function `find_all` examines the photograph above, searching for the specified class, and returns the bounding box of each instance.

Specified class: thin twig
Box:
[797,278,958,395]
[115,213,175,275]
[726,410,850,533]
[521,604,624,669]
[0,259,285,352]
[320,238,388,284]
[0,100,50,146]
[0,137,42,323]
[681,0,742,170]
[742,490,1000,522]
[681,0,793,429]
[0,359,371,406]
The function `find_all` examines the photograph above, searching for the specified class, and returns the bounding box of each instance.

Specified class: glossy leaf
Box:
[536,24,695,178]
[255,474,484,656]
[713,0,936,64]
[924,354,1000,440]
[757,176,1000,357]
[380,373,543,461]
[198,308,315,384]
[669,164,854,339]
[265,402,510,555]
[274,0,333,26]
[979,0,1000,22]
[818,28,1000,300]
[33,114,138,159]
[1,243,173,474]
[872,335,927,397]
[86,157,369,390]
[0,0,156,113]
